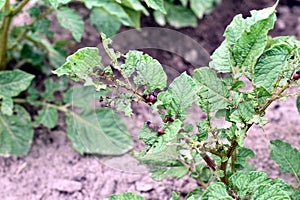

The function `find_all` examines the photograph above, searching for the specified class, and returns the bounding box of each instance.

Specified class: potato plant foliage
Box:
[0,0,220,71]
[0,0,221,156]
[53,3,300,199]
[0,0,300,199]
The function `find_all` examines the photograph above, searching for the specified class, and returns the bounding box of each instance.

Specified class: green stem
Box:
[0,0,11,70]
[13,98,69,113]
[9,7,54,51]
[220,81,293,186]
[11,0,30,16]
[0,0,31,70]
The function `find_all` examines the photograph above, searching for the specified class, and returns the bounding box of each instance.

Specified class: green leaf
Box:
[171,191,180,200]
[1,96,13,116]
[229,101,256,123]
[123,7,141,29]
[0,105,33,156]
[56,7,84,42]
[152,166,189,181]
[156,73,198,117]
[254,44,291,93]
[121,50,143,77]
[193,67,228,112]
[233,11,276,71]
[84,0,134,26]
[190,0,220,19]
[53,47,104,90]
[0,0,5,10]
[0,70,34,98]
[64,86,110,109]
[35,35,66,69]
[179,0,188,6]
[26,84,40,104]
[28,7,41,18]
[229,171,291,199]
[41,78,68,102]
[234,147,255,170]
[20,43,45,66]
[210,40,233,73]
[250,181,291,200]
[32,18,53,38]
[119,0,148,15]
[101,33,122,62]
[90,8,121,37]
[224,14,251,45]
[145,0,166,14]
[134,143,179,166]
[292,190,300,200]
[153,10,166,26]
[165,2,197,28]
[66,108,133,155]
[202,182,233,200]
[115,93,134,116]
[34,105,58,129]
[187,188,203,200]
[109,192,145,200]
[23,33,66,70]
[297,95,300,113]
[269,139,300,182]
[48,0,72,8]
[214,4,278,74]
[167,72,198,111]
[133,52,167,91]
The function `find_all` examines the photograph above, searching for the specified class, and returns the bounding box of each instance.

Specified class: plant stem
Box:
[0,0,31,70]
[13,98,69,113]
[0,0,11,70]
[220,82,292,186]
[11,0,30,16]
[9,7,55,51]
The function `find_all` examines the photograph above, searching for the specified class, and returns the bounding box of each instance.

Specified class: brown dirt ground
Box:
[1,0,300,199]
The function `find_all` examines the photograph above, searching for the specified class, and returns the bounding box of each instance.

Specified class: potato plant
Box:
[54,2,300,199]
[0,0,220,70]
[0,0,220,156]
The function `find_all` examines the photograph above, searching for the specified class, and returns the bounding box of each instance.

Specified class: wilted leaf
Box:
[53,47,103,89]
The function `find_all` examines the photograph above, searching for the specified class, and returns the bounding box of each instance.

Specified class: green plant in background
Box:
[0,0,221,71]
[153,0,221,28]
[54,2,300,199]
[0,0,221,156]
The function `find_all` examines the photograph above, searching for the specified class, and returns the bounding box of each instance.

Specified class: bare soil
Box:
[1,1,300,199]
